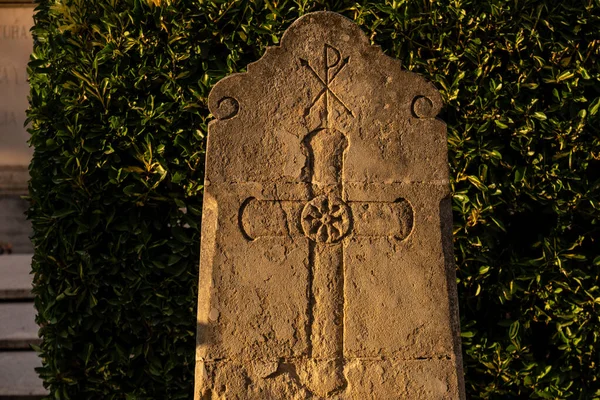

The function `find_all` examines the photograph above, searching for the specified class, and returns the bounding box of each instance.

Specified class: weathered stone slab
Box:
[0,351,47,399]
[195,11,465,399]
[0,254,33,300]
[0,303,39,349]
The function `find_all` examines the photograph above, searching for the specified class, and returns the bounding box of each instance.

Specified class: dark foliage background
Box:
[27,0,600,398]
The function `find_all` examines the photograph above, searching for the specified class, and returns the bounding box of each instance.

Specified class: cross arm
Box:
[239,197,414,242]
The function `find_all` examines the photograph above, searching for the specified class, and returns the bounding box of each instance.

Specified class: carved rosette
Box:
[301,194,351,243]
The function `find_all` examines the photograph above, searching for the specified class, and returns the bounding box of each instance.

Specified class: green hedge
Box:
[27,0,600,398]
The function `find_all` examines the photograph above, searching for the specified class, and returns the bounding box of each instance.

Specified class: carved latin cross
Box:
[195,11,465,399]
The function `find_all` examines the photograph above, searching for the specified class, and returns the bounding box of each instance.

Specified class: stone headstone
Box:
[195,11,465,399]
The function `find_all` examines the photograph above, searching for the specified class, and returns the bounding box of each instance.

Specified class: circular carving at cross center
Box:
[301,195,351,243]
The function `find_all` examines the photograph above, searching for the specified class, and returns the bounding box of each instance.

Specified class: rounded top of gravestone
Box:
[206,11,447,187]
[280,11,371,48]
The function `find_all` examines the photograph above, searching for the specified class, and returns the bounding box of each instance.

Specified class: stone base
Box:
[196,358,463,399]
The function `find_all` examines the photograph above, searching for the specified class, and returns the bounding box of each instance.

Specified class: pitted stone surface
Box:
[195,11,465,399]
